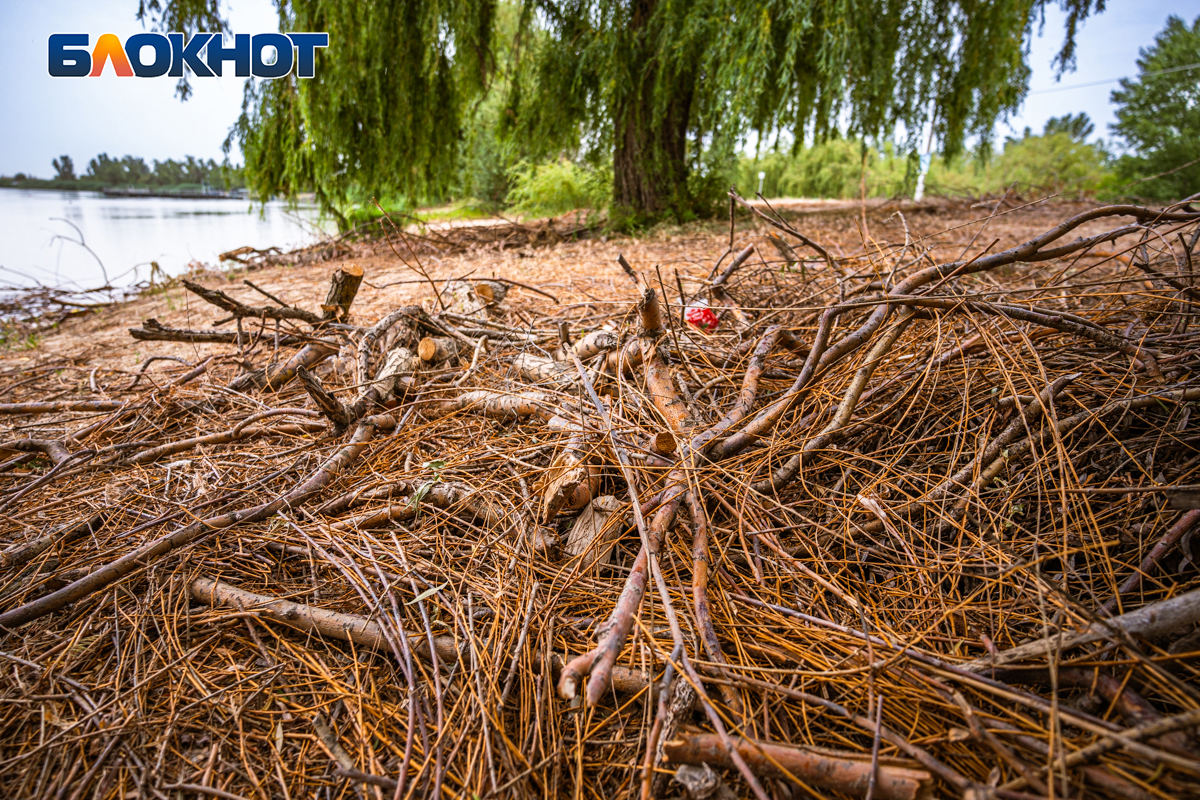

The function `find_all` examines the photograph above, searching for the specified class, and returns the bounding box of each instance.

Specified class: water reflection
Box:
[0,188,333,291]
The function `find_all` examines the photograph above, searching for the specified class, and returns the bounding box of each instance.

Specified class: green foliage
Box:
[1043,112,1095,141]
[82,154,244,189]
[1110,15,1200,201]
[461,90,519,206]
[737,122,1113,201]
[229,0,498,231]
[504,159,610,217]
[52,156,76,181]
[507,0,1105,220]
[158,0,1104,224]
[458,1,527,206]
[0,322,41,352]
[338,191,413,231]
[4,176,107,191]
[991,130,1111,198]
[340,195,495,231]
[739,139,913,200]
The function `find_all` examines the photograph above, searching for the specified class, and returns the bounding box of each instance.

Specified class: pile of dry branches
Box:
[252,209,601,270]
[2,193,1200,800]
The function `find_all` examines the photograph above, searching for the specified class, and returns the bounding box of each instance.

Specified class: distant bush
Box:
[3,177,108,192]
[505,159,611,217]
[990,130,1112,199]
[738,139,914,200]
[738,121,1113,202]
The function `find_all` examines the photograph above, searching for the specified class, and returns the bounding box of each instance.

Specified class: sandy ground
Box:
[0,197,1117,385]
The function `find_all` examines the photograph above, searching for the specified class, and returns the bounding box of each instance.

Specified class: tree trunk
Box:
[611,0,695,223]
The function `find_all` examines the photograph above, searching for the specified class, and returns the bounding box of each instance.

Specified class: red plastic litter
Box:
[685,305,719,332]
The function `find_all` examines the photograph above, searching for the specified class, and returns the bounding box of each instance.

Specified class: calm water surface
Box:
[0,188,333,291]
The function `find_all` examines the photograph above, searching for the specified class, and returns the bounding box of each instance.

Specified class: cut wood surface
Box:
[417,335,460,363]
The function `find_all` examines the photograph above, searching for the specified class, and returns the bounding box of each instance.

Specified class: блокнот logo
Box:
[48,33,328,79]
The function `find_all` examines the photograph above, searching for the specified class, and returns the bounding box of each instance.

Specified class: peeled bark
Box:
[565,496,625,575]
[964,587,1200,672]
[0,401,123,416]
[514,353,575,387]
[432,390,553,421]
[541,443,602,522]
[663,734,931,800]
[191,576,457,662]
[571,330,620,361]
[229,343,337,393]
[370,346,421,398]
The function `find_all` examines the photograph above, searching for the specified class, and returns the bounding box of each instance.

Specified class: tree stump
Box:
[321,264,364,322]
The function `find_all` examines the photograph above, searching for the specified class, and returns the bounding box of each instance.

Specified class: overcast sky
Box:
[1,0,1197,178]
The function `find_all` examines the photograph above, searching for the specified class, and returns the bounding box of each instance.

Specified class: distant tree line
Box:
[75,154,244,189]
[5,154,245,191]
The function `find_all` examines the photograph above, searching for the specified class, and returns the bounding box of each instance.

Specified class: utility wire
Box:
[1030,61,1200,94]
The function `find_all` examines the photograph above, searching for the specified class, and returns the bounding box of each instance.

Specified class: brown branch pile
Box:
[254,209,601,270]
[2,196,1200,800]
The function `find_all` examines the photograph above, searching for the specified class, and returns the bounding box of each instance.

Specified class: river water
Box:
[0,188,332,292]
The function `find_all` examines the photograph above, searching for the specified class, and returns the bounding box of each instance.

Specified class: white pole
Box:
[914,154,931,202]
[914,110,936,203]
[757,171,766,196]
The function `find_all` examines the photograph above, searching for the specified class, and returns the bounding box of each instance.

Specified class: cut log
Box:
[541,442,602,522]
[473,280,508,304]
[190,576,457,662]
[565,495,624,574]
[571,330,620,361]
[513,353,575,387]
[0,401,123,416]
[963,587,1200,672]
[129,318,291,344]
[432,390,553,421]
[330,479,560,557]
[418,336,461,364]
[442,280,489,317]
[0,439,74,464]
[330,481,496,531]
[370,346,421,398]
[229,342,337,393]
[320,263,364,322]
[604,338,644,375]
[663,734,932,800]
[650,431,677,455]
[189,577,646,694]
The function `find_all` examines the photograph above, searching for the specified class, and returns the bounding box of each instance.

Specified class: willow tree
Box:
[153,0,1105,223]
[507,0,1107,221]
[141,0,497,226]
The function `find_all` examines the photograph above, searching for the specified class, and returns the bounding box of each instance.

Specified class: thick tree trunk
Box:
[611,0,695,223]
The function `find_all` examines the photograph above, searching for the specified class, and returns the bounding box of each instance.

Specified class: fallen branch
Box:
[663,733,931,800]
